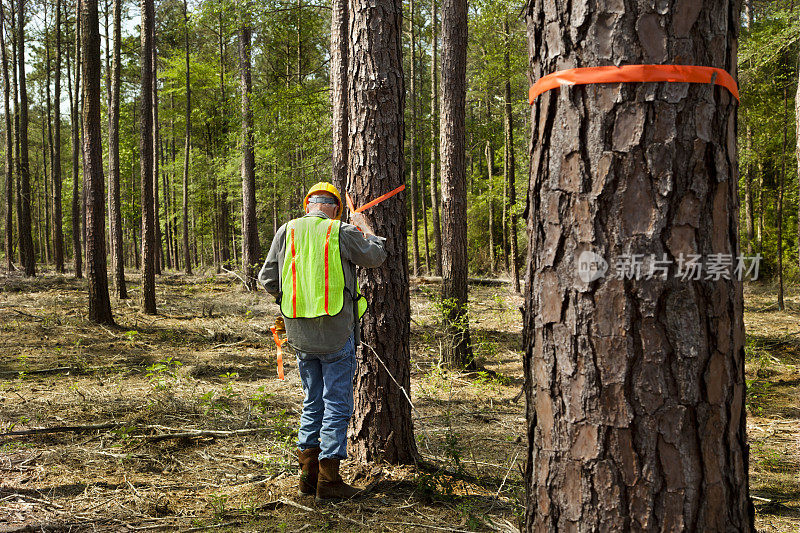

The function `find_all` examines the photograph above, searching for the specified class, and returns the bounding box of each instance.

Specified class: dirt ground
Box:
[0,271,798,532]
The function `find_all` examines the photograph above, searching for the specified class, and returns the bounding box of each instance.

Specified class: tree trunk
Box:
[429,0,442,277]
[778,87,786,311]
[151,28,162,276]
[347,0,417,465]
[745,125,754,255]
[795,46,800,272]
[70,0,83,278]
[2,0,13,272]
[12,0,20,268]
[17,0,34,276]
[486,138,495,274]
[140,0,156,314]
[330,0,347,193]
[503,17,519,293]
[409,0,419,277]
[182,0,192,275]
[439,0,472,368]
[52,0,64,273]
[108,0,126,298]
[44,7,52,265]
[523,1,753,529]
[81,0,114,325]
[239,23,259,291]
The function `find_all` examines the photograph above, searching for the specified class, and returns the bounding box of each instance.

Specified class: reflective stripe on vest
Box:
[281,217,348,319]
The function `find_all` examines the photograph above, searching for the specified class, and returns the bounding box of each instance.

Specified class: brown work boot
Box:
[316,458,361,501]
[297,447,321,496]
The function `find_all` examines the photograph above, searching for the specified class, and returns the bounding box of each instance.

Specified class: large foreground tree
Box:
[17,0,34,276]
[81,0,113,324]
[347,0,416,464]
[522,0,753,529]
[239,20,259,290]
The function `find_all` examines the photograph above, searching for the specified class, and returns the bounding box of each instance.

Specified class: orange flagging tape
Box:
[270,326,286,381]
[349,185,406,213]
[528,65,739,104]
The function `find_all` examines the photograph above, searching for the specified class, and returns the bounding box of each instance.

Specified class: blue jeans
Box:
[295,336,356,460]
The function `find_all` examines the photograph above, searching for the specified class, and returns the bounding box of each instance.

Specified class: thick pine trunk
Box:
[182,0,191,275]
[1,1,13,271]
[429,0,442,277]
[439,0,472,368]
[239,24,259,291]
[81,0,113,325]
[53,0,64,273]
[108,0,125,297]
[17,0,34,276]
[347,0,416,465]
[523,1,753,529]
[140,0,156,314]
[330,0,347,194]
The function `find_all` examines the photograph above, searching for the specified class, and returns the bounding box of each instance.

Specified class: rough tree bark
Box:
[503,17,519,293]
[17,0,34,276]
[778,88,786,311]
[239,23,259,291]
[486,134,495,273]
[2,0,13,271]
[182,0,191,275]
[745,125,754,255]
[795,45,800,271]
[140,0,156,314]
[108,0,126,297]
[439,0,472,368]
[81,0,113,325]
[522,0,753,530]
[347,0,416,464]
[429,0,442,277]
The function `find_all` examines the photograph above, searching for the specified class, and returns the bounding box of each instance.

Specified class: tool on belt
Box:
[270,316,287,381]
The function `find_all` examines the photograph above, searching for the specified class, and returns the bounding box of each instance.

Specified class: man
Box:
[259,182,386,500]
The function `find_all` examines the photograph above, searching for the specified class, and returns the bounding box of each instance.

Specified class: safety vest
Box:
[280,217,367,319]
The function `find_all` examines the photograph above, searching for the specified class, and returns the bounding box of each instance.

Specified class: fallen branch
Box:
[0,422,122,437]
[220,265,251,291]
[279,498,368,528]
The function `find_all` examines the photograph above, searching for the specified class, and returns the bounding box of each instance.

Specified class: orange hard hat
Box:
[304,182,343,220]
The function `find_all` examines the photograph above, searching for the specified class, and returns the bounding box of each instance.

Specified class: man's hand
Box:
[350,212,376,236]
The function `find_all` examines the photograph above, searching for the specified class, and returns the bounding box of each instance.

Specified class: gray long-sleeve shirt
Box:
[259,211,387,354]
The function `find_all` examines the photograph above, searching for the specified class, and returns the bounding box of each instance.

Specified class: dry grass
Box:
[0,269,524,532]
[1,270,798,531]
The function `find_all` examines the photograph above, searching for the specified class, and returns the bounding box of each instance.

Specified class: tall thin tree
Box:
[408,0,419,276]
[439,0,472,367]
[70,0,83,278]
[522,0,753,528]
[239,19,259,291]
[347,0,417,464]
[108,0,126,297]
[2,0,14,271]
[429,0,441,276]
[140,0,156,314]
[502,17,519,293]
[52,0,64,273]
[81,0,113,324]
[330,0,347,193]
[151,22,163,275]
[182,0,191,274]
[17,0,34,276]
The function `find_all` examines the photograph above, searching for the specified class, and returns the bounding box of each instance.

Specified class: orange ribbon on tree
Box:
[270,325,286,381]
[528,64,739,104]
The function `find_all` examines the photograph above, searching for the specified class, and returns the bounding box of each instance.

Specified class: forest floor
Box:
[0,271,797,532]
